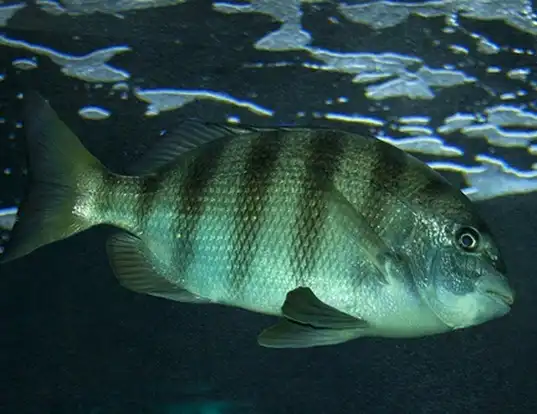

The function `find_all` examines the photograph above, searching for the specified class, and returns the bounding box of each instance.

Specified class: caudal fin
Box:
[1,92,107,263]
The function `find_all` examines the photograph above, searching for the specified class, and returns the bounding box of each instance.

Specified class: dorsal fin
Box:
[128,120,256,176]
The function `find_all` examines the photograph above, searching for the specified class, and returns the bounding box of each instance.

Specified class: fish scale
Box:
[228,131,284,302]
[1,92,514,348]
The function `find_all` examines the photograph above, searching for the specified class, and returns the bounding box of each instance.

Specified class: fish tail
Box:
[1,92,108,263]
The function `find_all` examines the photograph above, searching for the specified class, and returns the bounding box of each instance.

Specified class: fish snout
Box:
[476,272,514,307]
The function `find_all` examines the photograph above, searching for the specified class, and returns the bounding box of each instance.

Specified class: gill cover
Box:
[426,248,512,329]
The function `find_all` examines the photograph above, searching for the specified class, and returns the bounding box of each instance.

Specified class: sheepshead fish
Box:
[1,92,514,348]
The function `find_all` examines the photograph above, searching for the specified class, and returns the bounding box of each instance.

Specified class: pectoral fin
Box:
[107,232,210,303]
[257,287,368,348]
[282,287,368,329]
[320,178,409,286]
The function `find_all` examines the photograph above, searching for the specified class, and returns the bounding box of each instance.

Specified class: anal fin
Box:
[106,232,210,303]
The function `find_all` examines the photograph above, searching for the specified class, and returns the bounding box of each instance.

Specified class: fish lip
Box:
[484,289,514,306]
[475,268,514,307]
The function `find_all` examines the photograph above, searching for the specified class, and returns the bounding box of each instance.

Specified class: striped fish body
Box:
[3,93,513,348]
[102,127,449,335]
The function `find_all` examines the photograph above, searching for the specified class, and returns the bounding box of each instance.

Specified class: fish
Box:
[0,92,514,348]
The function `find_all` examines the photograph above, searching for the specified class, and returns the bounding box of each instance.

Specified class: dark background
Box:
[1,1,536,413]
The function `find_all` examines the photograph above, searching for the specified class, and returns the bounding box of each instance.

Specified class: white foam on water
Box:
[78,106,112,120]
[134,88,274,117]
[0,3,25,27]
[1,0,537,201]
[1,34,130,82]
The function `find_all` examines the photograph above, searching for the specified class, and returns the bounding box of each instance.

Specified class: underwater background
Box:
[1,0,537,413]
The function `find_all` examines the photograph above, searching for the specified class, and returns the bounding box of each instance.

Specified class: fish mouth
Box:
[484,289,514,306]
[475,270,514,307]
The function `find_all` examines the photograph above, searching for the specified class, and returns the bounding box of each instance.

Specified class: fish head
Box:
[414,212,514,331]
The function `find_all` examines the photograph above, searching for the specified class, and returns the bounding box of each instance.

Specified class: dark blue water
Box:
[1,1,536,413]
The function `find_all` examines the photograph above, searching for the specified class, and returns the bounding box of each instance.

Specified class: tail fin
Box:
[1,92,107,263]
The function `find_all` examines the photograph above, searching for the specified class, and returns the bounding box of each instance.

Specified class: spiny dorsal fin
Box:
[128,120,256,175]
[127,120,309,176]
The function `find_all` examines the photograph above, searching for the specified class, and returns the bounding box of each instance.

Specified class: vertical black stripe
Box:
[364,140,409,231]
[137,173,164,227]
[417,170,462,214]
[177,136,232,276]
[294,130,345,285]
[229,131,284,297]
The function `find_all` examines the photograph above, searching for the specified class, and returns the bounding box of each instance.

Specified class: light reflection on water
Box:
[1,1,536,226]
[2,0,537,205]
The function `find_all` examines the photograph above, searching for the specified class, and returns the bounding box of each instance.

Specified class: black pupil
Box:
[460,233,475,248]
[458,228,480,250]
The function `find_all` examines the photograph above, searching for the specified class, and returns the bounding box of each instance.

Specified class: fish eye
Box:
[455,226,480,252]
